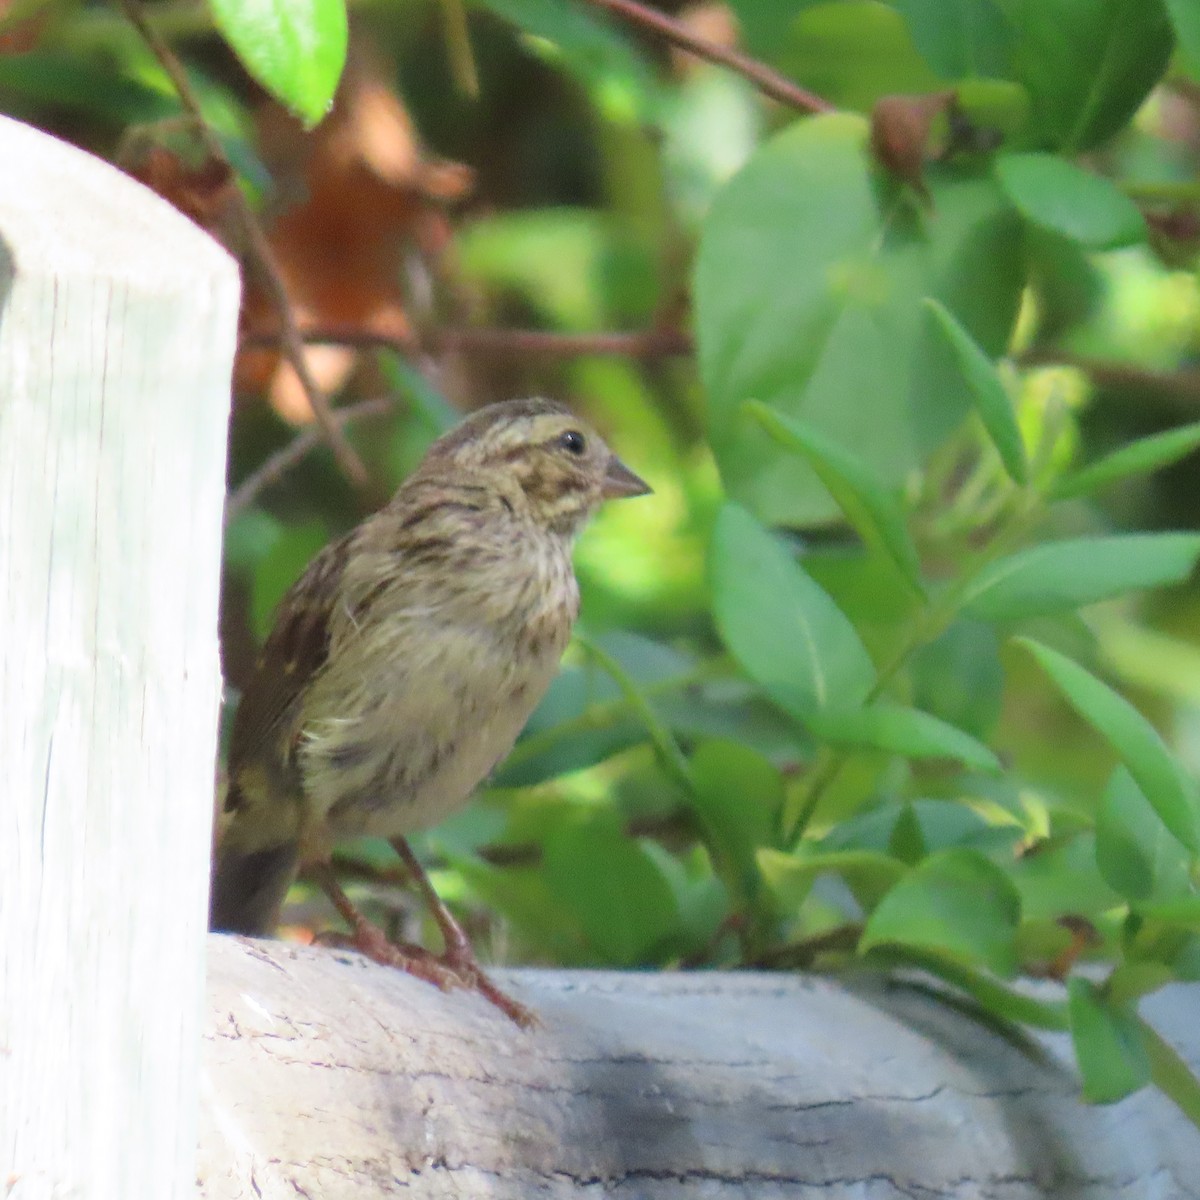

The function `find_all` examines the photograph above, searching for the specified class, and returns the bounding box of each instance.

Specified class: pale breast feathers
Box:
[295,502,578,837]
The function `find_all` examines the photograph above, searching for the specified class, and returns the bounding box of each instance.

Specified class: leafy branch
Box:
[582,0,834,115]
[119,0,369,486]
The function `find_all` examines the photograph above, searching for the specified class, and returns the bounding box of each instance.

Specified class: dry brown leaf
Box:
[239,44,473,421]
[0,0,47,54]
[123,144,241,249]
[869,91,957,203]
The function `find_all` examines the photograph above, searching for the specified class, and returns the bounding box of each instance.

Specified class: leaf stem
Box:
[439,0,480,97]
[561,633,695,793]
[500,659,724,772]
[874,946,1071,1030]
[784,750,844,844]
[786,492,1041,846]
[1121,179,1200,204]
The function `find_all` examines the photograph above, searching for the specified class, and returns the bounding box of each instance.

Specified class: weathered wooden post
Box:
[0,115,240,1200]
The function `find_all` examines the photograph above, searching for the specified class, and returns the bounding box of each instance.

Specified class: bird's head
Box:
[416,398,651,535]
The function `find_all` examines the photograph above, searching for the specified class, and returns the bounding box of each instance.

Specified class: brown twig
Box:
[1018,347,1200,408]
[118,0,369,486]
[750,924,864,970]
[226,323,689,517]
[584,0,834,115]
[243,324,694,359]
[224,396,394,526]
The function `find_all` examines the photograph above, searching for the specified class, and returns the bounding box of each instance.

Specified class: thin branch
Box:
[224,397,394,526]
[438,325,694,357]
[584,0,834,115]
[118,0,369,486]
[1018,347,1200,407]
[242,324,694,360]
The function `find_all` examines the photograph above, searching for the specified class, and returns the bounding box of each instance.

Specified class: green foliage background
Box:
[8,0,1200,1128]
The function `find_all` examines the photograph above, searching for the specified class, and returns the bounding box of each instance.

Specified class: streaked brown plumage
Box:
[210,398,650,1022]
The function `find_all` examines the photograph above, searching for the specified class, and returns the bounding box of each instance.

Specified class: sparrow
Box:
[211,397,651,1024]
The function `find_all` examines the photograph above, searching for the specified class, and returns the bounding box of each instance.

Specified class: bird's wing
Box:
[226,532,353,790]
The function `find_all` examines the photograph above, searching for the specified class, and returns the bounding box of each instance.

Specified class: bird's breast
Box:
[295,544,577,839]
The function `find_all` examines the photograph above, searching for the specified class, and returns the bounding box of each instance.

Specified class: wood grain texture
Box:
[0,115,240,1200]
[200,938,1200,1198]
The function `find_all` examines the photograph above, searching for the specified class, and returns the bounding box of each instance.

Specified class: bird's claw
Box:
[344,918,538,1027]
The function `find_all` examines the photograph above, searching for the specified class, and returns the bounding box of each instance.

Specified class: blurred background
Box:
[4,0,1200,994]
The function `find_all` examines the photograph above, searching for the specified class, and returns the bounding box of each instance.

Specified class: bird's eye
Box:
[558,430,587,456]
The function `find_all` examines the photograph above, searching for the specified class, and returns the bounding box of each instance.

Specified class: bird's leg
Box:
[310,861,462,994]
[390,837,538,1028]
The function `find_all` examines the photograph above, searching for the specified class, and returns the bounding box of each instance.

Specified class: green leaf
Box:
[249,519,329,641]
[498,634,693,787]
[695,113,1022,524]
[744,401,924,593]
[1026,226,1105,339]
[749,0,1169,152]
[1143,1016,1200,1128]
[1096,768,1194,903]
[449,851,593,965]
[495,667,643,788]
[709,503,876,716]
[1166,0,1200,80]
[1052,422,1200,500]
[861,848,1022,975]
[1172,935,1200,980]
[998,0,1172,152]
[478,0,661,123]
[853,0,1170,151]
[757,846,906,913]
[0,52,178,125]
[1107,961,1176,1006]
[209,0,347,127]
[911,621,1004,740]
[822,798,1007,857]
[890,0,1016,78]
[543,819,680,965]
[962,534,1200,621]
[1067,978,1150,1104]
[808,705,1001,773]
[639,841,728,954]
[458,209,657,329]
[995,153,1144,249]
[755,0,942,111]
[1007,833,1122,921]
[953,77,1033,139]
[1137,894,1200,930]
[924,297,1027,484]
[1018,639,1200,853]
[887,802,927,865]
[689,740,784,905]
[224,507,283,578]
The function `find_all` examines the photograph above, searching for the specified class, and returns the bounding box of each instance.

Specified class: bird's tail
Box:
[209,839,300,935]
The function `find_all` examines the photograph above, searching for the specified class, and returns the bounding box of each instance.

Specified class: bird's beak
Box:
[602,455,652,499]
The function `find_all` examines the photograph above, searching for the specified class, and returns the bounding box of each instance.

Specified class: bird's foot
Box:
[437,945,540,1029]
[312,859,537,1028]
[343,919,465,993]
[390,837,539,1028]
[350,919,537,1027]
